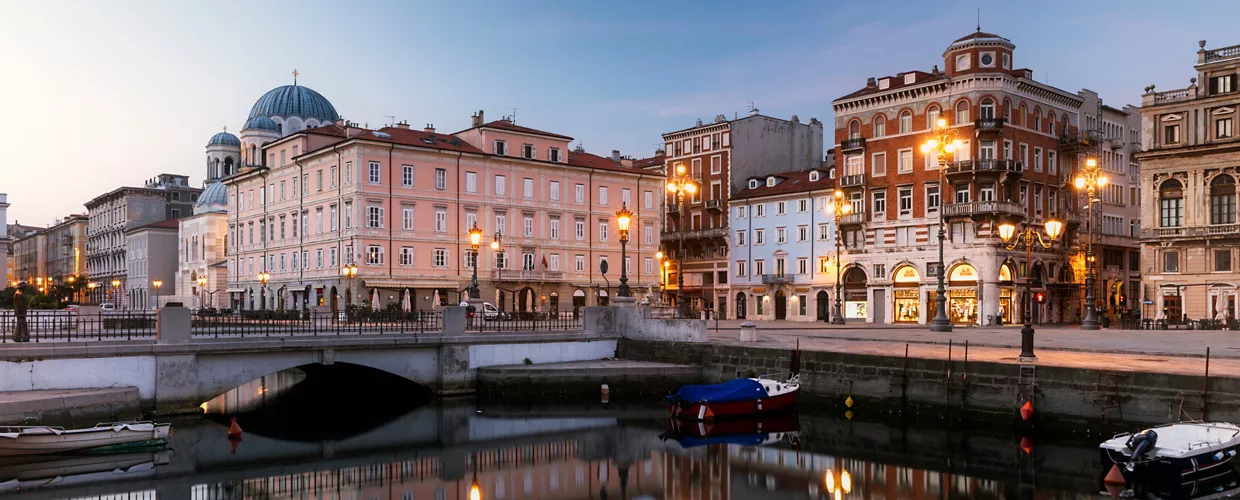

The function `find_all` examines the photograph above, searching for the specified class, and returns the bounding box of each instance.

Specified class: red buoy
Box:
[1103,463,1126,485]
[228,417,243,439]
[1019,436,1034,455]
[1019,400,1034,421]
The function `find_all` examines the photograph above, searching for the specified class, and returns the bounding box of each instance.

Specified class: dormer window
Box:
[766,177,776,187]
[749,179,759,189]
[809,171,820,182]
[955,54,971,71]
[904,73,916,85]
[878,78,890,90]
[980,52,995,67]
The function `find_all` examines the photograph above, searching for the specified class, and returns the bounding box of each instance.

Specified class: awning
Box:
[225,288,246,293]
[362,279,462,289]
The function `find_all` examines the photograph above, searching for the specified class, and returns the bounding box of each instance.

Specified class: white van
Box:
[457,302,506,320]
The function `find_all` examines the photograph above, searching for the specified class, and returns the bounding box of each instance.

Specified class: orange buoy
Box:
[1103,463,1126,486]
[1019,400,1034,421]
[702,404,715,420]
[1019,436,1034,455]
[228,417,244,439]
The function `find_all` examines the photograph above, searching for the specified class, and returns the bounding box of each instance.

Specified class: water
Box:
[5,370,1237,500]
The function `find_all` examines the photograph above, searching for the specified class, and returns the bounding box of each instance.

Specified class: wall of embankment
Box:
[617,339,1240,425]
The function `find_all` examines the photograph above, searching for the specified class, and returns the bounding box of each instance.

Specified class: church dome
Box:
[243,114,279,132]
[194,180,228,214]
[207,131,240,147]
[248,84,339,123]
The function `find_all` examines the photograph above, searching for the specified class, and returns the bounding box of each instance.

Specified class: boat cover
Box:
[675,379,769,404]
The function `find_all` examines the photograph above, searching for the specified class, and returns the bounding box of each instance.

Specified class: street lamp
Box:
[341,263,358,304]
[826,189,852,325]
[616,204,633,299]
[468,223,483,300]
[197,276,208,309]
[666,163,698,318]
[1075,158,1107,330]
[257,271,271,310]
[998,219,1064,362]
[111,279,121,308]
[87,281,97,305]
[920,117,964,332]
[152,280,162,309]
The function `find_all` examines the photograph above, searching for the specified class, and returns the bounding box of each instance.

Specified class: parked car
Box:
[63,304,80,311]
[100,304,116,311]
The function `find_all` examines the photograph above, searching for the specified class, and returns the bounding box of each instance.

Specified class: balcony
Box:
[839,212,866,226]
[667,205,680,216]
[840,173,866,188]
[663,227,728,240]
[1143,86,1199,106]
[492,270,567,282]
[761,274,794,285]
[705,199,722,211]
[841,137,866,153]
[1141,224,1240,240]
[974,117,1005,133]
[944,159,1023,177]
[942,201,1025,219]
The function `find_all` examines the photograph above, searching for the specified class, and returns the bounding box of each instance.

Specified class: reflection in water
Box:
[203,368,307,414]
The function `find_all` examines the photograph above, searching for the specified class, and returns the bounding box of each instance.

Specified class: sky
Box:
[3,0,1239,225]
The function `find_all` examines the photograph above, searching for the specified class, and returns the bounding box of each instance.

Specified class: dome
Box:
[194,181,228,214]
[248,84,339,123]
[243,114,279,132]
[207,131,240,147]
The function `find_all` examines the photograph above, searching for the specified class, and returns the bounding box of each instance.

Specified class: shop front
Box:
[998,263,1015,324]
[947,263,980,325]
[843,267,868,320]
[892,265,921,323]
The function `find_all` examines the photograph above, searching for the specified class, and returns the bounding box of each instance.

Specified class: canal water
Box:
[4,367,1235,500]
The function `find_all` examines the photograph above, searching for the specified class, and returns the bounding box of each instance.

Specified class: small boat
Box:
[1099,421,1240,481]
[0,422,171,457]
[662,412,800,449]
[0,450,170,493]
[664,374,800,421]
[1128,468,1240,500]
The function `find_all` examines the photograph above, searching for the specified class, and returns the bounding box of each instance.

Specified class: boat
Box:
[1128,468,1240,500]
[0,422,171,457]
[661,412,800,449]
[1099,421,1240,482]
[0,450,171,493]
[664,375,800,421]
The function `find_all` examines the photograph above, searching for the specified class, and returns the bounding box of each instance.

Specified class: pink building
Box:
[223,111,663,314]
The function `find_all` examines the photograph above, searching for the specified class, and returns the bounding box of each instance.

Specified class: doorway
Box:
[816,291,829,321]
[873,289,886,324]
[735,292,747,319]
[774,290,787,320]
[572,289,586,318]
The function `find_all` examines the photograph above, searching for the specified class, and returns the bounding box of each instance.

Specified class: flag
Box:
[542,255,548,269]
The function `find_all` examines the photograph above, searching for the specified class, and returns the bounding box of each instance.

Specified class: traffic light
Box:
[1035,292,1045,303]
[1120,294,1127,306]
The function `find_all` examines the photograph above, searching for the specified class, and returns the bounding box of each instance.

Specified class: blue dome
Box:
[195,181,228,214]
[243,114,279,132]
[248,84,339,123]
[207,131,240,147]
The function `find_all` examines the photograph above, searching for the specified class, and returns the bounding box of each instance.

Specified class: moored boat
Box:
[661,411,800,449]
[0,422,171,457]
[1099,421,1240,483]
[664,375,800,421]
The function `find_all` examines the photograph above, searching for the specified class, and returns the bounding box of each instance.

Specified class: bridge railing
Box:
[467,311,583,332]
[190,310,444,338]
[0,310,157,343]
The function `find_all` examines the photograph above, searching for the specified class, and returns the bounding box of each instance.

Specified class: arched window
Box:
[980,99,995,120]
[955,100,970,124]
[1002,98,1012,120]
[213,158,220,179]
[1019,104,1028,127]
[1211,175,1236,225]
[223,157,234,176]
[848,119,861,139]
[250,145,257,164]
[1045,111,1054,133]
[899,110,913,133]
[1160,179,1184,227]
[1032,108,1042,130]
[926,105,942,128]
[873,115,886,137]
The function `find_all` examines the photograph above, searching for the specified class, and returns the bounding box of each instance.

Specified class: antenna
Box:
[384,115,396,127]
[747,101,756,112]
[510,107,520,124]
[976,7,981,32]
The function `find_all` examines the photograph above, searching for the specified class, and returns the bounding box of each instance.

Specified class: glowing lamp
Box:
[1074,177,1086,189]
[998,222,1017,243]
[1045,219,1064,240]
[675,164,686,175]
[616,205,632,232]
[656,250,664,260]
[936,118,947,128]
[684,182,697,194]
[469,223,482,246]
[1087,158,1097,168]
[1097,176,1108,187]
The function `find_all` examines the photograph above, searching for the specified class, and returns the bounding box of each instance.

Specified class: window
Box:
[279,181,286,200]
[1033,148,1043,172]
[736,206,747,219]
[818,223,829,241]
[691,158,702,178]
[550,181,560,201]
[494,140,507,156]
[1217,249,1233,272]
[980,99,995,119]
[1161,179,1184,227]
[955,100,970,124]
[1164,124,1181,144]
[523,178,534,198]
[979,183,995,202]
[433,248,448,267]
[872,152,887,177]
[644,257,653,274]
[435,168,447,190]
[797,199,808,212]
[898,187,913,217]
[848,120,861,139]
[599,186,609,205]
[493,251,508,269]
[329,205,337,231]
[398,207,413,230]
[1218,118,1233,139]
[736,260,747,277]
[495,175,506,196]
[873,190,886,215]
[399,247,414,266]
[755,204,765,217]
[523,214,534,237]
[845,154,863,176]
[754,260,765,276]
[874,115,886,137]
[736,231,747,246]
[550,216,561,239]
[366,245,384,265]
[549,148,561,162]
[368,162,381,184]
[1163,251,1179,273]
[465,210,476,231]
[465,172,477,193]
[494,212,507,235]
[1211,175,1235,224]
[797,225,809,241]
[316,250,323,268]
[776,201,786,215]
[367,205,384,228]
[711,155,722,174]
[1034,185,1043,215]
[402,165,414,187]
[1214,75,1235,94]
[522,143,535,159]
[599,220,609,241]
[955,184,971,204]
[575,255,585,272]
[434,207,447,232]
[927,106,941,129]
[575,184,585,203]
[552,253,562,271]
[899,111,912,133]
[574,218,585,240]
[329,247,336,266]
[874,264,887,278]
[776,227,787,244]
[644,190,653,209]
[978,140,995,160]
[898,149,913,173]
[1048,150,1057,174]
[754,229,765,245]
[643,223,653,244]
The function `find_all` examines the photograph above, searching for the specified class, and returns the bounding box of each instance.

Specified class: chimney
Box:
[336,118,347,127]
[345,121,365,138]
[424,124,436,133]
[471,110,484,127]
[866,77,877,87]
[394,121,410,130]
[611,150,622,162]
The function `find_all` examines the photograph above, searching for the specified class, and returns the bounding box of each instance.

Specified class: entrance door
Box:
[817,291,829,321]
[718,296,727,321]
[736,292,747,319]
[873,289,887,324]
[572,290,586,318]
[774,291,787,320]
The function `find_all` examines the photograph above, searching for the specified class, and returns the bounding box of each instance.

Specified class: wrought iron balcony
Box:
[840,137,866,153]
[705,199,721,211]
[761,273,793,285]
[840,173,866,188]
[663,227,728,240]
[944,159,1023,176]
[974,117,1005,133]
[1141,224,1240,240]
[839,212,866,226]
[942,201,1025,219]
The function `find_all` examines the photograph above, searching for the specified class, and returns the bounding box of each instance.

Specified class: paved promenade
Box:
[702,320,1240,377]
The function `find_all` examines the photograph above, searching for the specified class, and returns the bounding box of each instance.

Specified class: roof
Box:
[566,150,646,174]
[953,31,1008,43]
[834,70,948,102]
[731,169,832,200]
[207,131,240,147]
[631,154,666,170]
[128,219,181,232]
[457,119,574,141]
[248,84,339,123]
[303,123,487,154]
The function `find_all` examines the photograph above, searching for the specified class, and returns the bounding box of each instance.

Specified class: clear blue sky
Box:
[2,0,1237,224]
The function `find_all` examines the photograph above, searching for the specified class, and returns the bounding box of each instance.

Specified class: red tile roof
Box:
[566,150,648,174]
[631,154,666,170]
[952,31,1008,43]
[464,119,574,141]
[732,169,832,200]
[835,70,947,102]
[130,219,181,231]
[302,123,485,154]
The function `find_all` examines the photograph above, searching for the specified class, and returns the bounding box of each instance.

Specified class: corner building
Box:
[831,31,1091,325]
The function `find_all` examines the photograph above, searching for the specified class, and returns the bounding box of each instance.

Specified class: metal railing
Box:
[943,201,1025,218]
[1140,224,1240,239]
[662,227,727,239]
[0,311,157,343]
[761,274,793,285]
[840,137,866,152]
[840,212,866,225]
[466,311,582,332]
[974,117,1006,132]
[190,310,443,338]
[840,174,866,187]
[944,159,1023,175]
[705,199,721,211]
[492,270,567,282]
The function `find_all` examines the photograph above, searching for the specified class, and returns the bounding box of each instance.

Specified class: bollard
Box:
[739,322,758,342]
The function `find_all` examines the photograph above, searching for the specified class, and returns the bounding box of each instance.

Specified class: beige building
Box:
[1137,39,1240,321]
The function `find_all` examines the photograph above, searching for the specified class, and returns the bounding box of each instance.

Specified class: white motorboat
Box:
[1100,422,1240,480]
[0,422,170,457]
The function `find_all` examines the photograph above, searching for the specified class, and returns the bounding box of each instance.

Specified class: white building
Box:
[124,219,179,309]
[176,181,229,309]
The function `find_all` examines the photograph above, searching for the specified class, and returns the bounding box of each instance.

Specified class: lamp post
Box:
[616,204,633,299]
[1075,158,1107,330]
[826,189,852,325]
[110,279,121,309]
[257,271,271,310]
[920,117,964,332]
[197,276,208,309]
[87,282,97,305]
[656,249,665,303]
[665,163,698,318]
[151,280,162,309]
[341,263,358,304]
[998,219,1064,362]
[468,223,483,300]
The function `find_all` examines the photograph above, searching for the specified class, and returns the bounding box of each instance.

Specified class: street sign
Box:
[599,260,609,275]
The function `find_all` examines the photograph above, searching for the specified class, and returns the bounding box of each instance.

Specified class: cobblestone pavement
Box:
[701,320,1240,377]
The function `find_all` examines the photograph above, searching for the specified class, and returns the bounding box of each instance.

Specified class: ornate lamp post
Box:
[826,189,852,324]
[341,263,358,304]
[920,117,964,332]
[616,204,633,299]
[87,281,98,304]
[151,280,162,309]
[1075,158,1107,330]
[656,249,665,303]
[998,219,1064,361]
[257,271,271,310]
[468,223,483,300]
[110,279,121,308]
[665,163,698,318]
[197,276,208,309]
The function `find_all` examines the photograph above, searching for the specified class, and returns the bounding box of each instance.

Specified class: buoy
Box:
[1103,463,1126,486]
[228,417,243,439]
[845,395,854,408]
[601,384,610,404]
[701,404,715,421]
[845,410,854,421]
[1019,400,1034,421]
[1019,436,1034,455]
